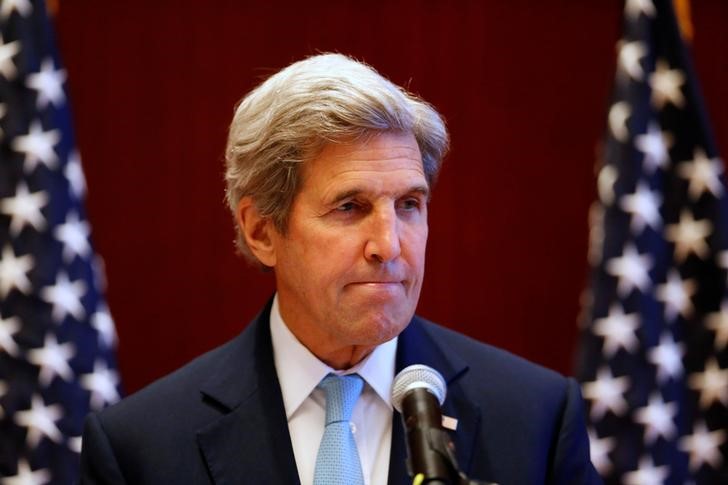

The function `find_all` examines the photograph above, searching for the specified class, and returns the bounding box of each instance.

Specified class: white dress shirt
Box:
[270,294,397,485]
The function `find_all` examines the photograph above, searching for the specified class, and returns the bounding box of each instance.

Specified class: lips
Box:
[344,269,410,291]
[346,271,407,286]
[352,281,404,289]
[346,278,406,288]
[345,281,407,297]
[352,280,404,285]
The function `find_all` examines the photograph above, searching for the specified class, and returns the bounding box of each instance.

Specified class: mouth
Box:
[345,281,407,295]
[348,271,407,285]
[355,281,404,287]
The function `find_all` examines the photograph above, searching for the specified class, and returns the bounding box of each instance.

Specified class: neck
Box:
[315,345,375,370]
[281,312,376,368]
[274,294,380,369]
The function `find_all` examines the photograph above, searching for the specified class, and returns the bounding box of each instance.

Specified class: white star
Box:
[0,181,49,236]
[26,57,67,109]
[92,305,117,348]
[649,59,685,109]
[665,210,713,262]
[655,269,696,321]
[0,244,34,298]
[617,41,647,81]
[593,304,640,357]
[597,165,618,206]
[40,271,87,323]
[0,0,32,20]
[680,421,727,471]
[53,211,91,263]
[0,33,21,80]
[13,394,63,448]
[620,181,662,233]
[719,250,728,274]
[624,0,656,20]
[634,121,671,173]
[588,428,615,476]
[608,102,631,142]
[81,360,121,410]
[2,459,50,485]
[623,456,669,485]
[27,333,76,386]
[11,120,61,173]
[68,435,83,454]
[581,367,630,420]
[606,243,653,297]
[707,301,728,350]
[677,147,724,201]
[648,332,685,383]
[633,392,677,444]
[688,358,728,409]
[64,150,87,199]
[0,311,21,357]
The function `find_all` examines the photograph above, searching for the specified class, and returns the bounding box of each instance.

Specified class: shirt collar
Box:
[269,294,397,420]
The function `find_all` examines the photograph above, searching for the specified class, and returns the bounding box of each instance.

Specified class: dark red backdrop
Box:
[53,1,728,394]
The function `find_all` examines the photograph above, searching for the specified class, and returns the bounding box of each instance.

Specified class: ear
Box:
[236,196,277,267]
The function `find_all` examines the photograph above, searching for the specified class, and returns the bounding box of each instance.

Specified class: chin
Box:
[347,312,412,346]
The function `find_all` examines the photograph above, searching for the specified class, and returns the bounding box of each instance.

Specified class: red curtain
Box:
[54,1,728,393]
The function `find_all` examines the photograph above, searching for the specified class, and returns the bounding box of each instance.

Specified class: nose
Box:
[364,206,401,264]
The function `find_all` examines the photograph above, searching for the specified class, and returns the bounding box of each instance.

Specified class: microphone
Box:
[392,365,452,484]
[392,365,496,485]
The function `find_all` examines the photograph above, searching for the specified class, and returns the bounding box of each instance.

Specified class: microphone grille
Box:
[391,364,447,413]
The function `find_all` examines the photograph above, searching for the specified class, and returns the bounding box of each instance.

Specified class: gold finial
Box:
[46,0,59,16]
[673,0,693,42]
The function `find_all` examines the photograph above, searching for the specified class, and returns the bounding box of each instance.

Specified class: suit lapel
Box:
[195,302,300,485]
[191,307,481,484]
[388,317,483,484]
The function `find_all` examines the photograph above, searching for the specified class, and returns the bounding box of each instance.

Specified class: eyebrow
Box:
[329,185,431,205]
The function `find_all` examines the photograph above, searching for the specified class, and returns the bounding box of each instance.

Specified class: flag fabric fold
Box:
[577,0,728,483]
[0,0,121,482]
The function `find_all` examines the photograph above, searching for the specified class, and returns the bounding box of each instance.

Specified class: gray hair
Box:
[224,53,449,261]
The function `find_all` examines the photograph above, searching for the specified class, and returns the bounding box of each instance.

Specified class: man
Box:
[80,54,600,484]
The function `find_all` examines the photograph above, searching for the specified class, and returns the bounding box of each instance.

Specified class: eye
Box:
[399,197,422,211]
[336,201,358,212]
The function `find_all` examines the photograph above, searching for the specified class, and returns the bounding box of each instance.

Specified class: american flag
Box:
[576,0,728,483]
[0,0,121,482]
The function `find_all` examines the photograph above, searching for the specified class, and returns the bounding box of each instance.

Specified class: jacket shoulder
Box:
[115,334,240,409]
[91,326,254,453]
[413,318,600,484]
[415,317,572,409]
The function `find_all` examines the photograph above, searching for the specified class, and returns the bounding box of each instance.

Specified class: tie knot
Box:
[319,373,364,424]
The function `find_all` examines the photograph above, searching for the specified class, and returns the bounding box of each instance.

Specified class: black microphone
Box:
[392,364,452,484]
[392,365,497,485]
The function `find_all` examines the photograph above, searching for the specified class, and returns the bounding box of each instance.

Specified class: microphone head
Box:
[391,364,447,413]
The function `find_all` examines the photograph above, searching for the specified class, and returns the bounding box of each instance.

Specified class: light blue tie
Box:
[313,373,365,485]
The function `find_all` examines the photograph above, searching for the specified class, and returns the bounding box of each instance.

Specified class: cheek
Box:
[309,235,361,287]
[318,232,365,266]
[404,225,428,264]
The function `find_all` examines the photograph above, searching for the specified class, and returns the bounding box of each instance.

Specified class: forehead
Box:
[299,132,426,194]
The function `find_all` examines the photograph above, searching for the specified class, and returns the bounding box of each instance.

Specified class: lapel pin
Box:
[441,415,458,431]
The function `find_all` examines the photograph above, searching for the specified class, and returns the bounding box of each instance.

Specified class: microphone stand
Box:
[402,388,496,485]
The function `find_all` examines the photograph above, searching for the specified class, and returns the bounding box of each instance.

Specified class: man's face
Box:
[269,131,429,364]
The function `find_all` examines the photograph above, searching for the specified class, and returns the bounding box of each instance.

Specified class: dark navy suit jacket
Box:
[80,301,601,484]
